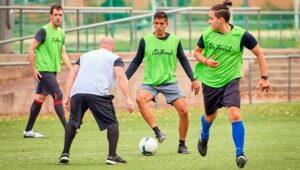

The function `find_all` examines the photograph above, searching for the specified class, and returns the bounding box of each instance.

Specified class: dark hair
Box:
[211,0,232,22]
[154,11,168,21]
[50,5,63,14]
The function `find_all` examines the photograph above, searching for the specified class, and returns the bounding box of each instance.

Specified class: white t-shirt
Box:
[70,48,120,97]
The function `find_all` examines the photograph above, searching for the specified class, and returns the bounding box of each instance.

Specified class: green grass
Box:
[0,102,300,169]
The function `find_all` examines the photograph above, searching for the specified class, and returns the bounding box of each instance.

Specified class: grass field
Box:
[0,102,299,170]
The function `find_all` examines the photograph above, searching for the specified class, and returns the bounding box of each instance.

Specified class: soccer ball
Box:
[138,136,158,156]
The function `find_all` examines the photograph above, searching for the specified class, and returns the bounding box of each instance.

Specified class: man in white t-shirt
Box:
[58,37,135,165]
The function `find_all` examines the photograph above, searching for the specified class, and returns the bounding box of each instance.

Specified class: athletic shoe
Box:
[105,155,127,165]
[58,153,69,164]
[23,130,44,138]
[236,154,247,168]
[177,145,190,154]
[155,131,165,143]
[197,138,208,156]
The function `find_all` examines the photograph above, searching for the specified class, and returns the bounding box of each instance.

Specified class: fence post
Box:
[130,9,133,50]
[257,9,261,43]
[105,25,108,36]
[19,9,23,54]
[76,9,80,52]
[279,14,283,47]
[174,12,177,35]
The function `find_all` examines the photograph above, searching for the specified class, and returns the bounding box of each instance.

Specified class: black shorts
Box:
[69,94,118,131]
[36,72,61,96]
[202,78,240,115]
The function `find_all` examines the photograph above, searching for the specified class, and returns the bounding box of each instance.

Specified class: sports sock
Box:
[54,102,67,129]
[25,100,43,131]
[107,124,119,157]
[200,115,212,140]
[232,121,245,156]
[179,139,185,146]
[62,123,77,154]
[152,126,161,135]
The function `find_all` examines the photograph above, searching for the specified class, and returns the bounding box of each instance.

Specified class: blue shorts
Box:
[202,78,240,115]
[140,82,185,104]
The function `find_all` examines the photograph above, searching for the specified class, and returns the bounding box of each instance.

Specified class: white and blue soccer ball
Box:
[138,136,158,156]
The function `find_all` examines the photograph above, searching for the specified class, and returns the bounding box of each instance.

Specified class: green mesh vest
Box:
[194,25,246,88]
[143,33,179,86]
[35,24,65,72]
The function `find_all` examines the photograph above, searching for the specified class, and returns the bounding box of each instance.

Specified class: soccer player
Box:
[58,37,135,165]
[193,0,272,168]
[126,11,200,154]
[24,5,72,138]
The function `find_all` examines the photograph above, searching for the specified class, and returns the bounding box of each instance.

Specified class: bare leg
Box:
[136,90,156,128]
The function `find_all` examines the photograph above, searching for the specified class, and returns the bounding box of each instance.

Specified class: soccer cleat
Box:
[58,153,69,164]
[236,154,247,168]
[105,155,127,165]
[23,130,44,138]
[197,138,208,156]
[177,145,190,154]
[155,131,165,143]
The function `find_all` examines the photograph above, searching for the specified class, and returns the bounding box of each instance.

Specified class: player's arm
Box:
[28,39,41,81]
[114,58,135,113]
[61,45,73,70]
[194,35,218,68]
[64,59,80,110]
[176,41,200,95]
[242,31,272,92]
[251,44,272,92]
[28,28,46,81]
[125,38,145,79]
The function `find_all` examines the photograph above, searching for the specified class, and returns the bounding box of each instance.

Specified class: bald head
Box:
[100,37,115,52]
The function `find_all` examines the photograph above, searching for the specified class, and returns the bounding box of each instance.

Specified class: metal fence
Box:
[1,6,300,54]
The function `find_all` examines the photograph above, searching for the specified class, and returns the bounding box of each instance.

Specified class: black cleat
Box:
[155,131,165,143]
[105,155,127,165]
[177,145,190,154]
[236,154,247,168]
[58,153,69,164]
[197,138,208,156]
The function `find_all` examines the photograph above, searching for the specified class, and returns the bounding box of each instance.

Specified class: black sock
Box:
[62,123,77,154]
[25,100,42,131]
[152,126,161,135]
[54,103,67,129]
[179,139,185,146]
[107,124,119,157]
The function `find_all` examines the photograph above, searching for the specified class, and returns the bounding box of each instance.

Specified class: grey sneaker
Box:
[177,145,190,154]
[155,131,165,143]
[197,138,208,156]
[236,154,247,168]
[23,130,44,138]
[105,155,127,165]
[58,153,69,164]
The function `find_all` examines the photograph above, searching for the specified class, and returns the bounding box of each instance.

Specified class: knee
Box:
[34,95,46,103]
[229,112,241,122]
[178,107,189,119]
[53,90,63,101]
[205,114,216,123]
[136,94,147,105]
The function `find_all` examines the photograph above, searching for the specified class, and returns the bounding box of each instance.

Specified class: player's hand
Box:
[256,79,272,92]
[63,97,71,111]
[191,80,200,95]
[126,98,135,113]
[206,56,219,68]
[31,68,42,81]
